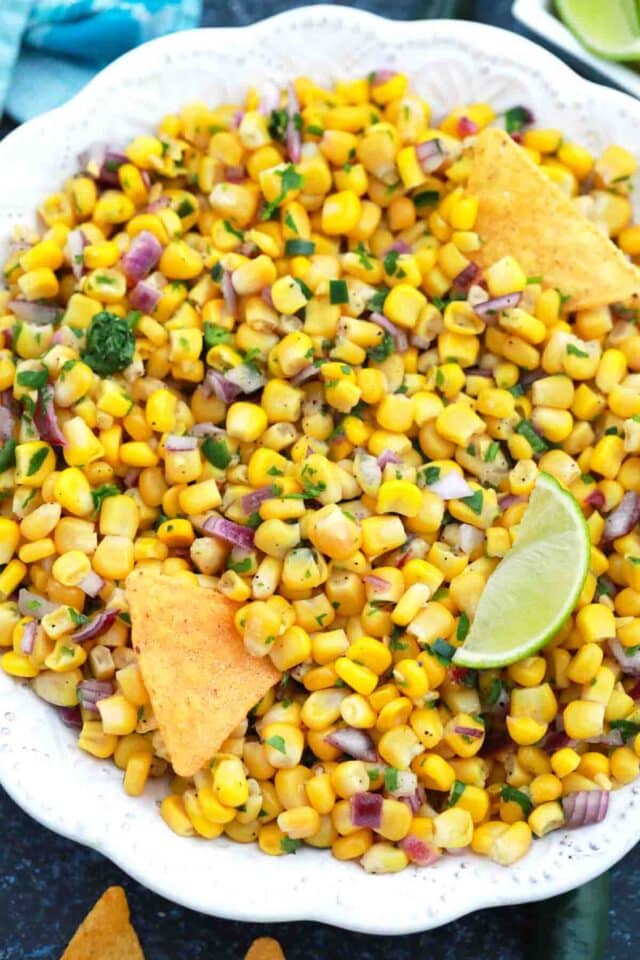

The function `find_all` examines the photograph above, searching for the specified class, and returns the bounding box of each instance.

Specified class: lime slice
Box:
[453,472,589,669]
[555,0,640,62]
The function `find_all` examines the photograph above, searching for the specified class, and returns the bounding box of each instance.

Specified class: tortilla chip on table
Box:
[468,127,640,312]
[60,886,144,960]
[125,570,279,777]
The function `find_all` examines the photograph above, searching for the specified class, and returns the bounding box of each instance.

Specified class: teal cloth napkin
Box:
[0,0,201,123]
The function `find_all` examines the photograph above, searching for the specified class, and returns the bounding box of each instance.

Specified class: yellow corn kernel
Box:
[563,700,605,740]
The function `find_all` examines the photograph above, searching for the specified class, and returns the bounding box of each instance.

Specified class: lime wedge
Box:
[556,0,640,62]
[453,473,589,669]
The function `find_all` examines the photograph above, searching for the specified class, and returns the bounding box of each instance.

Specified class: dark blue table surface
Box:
[2,2,639,957]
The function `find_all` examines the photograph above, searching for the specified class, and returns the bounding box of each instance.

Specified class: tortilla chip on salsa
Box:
[60,886,144,960]
[467,127,640,311]
[125,570,279,777]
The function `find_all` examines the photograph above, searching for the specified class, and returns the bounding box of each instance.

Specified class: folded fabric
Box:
[0,0,201,123]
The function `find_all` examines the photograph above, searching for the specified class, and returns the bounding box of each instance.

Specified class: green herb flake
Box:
[26,446,50,477]
[456,611,470,642]
[500,784,533,815]
[566,343,589,359]
[485,441,500,463]
[422,465,441,485]
[228,557,252,574]
[261,164,304,219]
[223,219,244,241]
[329,279,349,305]
[284,238,315,257]
[461,490,483,515]
[280,837,301,854]
[265,735,287,754]
[294,277,313,300]
[448,780,466,807]
[431,638,456,663]
[366,331,394,363]
[202,437,232,469]
[68,608,88,628]
[81,310,135,376]
[354,242,373,271]
[610,719,640,741]
[486,677,504,706]
[413,190,440,207]
[516,419,548,454]
[204,323,232,348]
[504,105,532,135]
[91,484,121,511]
[0,439,17,473]
[306,124,324,137]
[17,368,48,390]
[384,767,399,792]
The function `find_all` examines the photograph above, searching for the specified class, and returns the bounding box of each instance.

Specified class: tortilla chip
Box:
[467,127,640,311]
[244,938,287,960]
[126,570,279,777]
[60,886,144,960]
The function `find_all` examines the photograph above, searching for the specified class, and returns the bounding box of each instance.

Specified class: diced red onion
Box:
[428,471,474,500]
[123,468,140,488]
[145,196,170,213]
[457,116,479,137]
[609,638,640,676]
[190,422,226,438]
[97,151,128,186]
[459,523,484,555]
[385,240,412,256]
[65,228,87,280]
[628,679,640,700]
[473,292,522,318]
[499,493,527,510]
[416,139,446,174]
[400,835,440,866]
[453,262,483,292]
[205,369,241,404]
[165,434,198,452]
[9,299,59,325]
[72,609,118,643]
[226,364,266,394]
[351,791,383,829]
[59,706,82,728]
[18,589,58,619]
[261,286,274,308]
[453,725,483,739]
[562,790,609,829]
[202,516,255,550]
[121,230,162,283]
[78,571,105,598]
[370,69,396,87]
[241,486,276,513]
[238,242,258,258]
[232,110,244,130]
[411,333,434,350]
[286,83,302,164]
[369,312,409,352]
[226,165,246,183]
[465,366,492,378]
[222,269,238,317]
[35,387,68,447]
[585,488,605,510]
[520,369,546,388]
[291,364,317,386]
[20,620,37,655]
[587,730,624,747]
[259,80,280,116]
[540,729,574,752]
[363,574,390,592]
[0,405,14,441]
[387,770,418,799]
[129,279,161,313]
[78,678,113,711]
[603,491,640,544]
[377,450,401,469]
[325,727,377,762]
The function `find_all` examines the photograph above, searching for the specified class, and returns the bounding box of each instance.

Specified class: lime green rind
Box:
[452,473,590,669]
[556,0,640,62]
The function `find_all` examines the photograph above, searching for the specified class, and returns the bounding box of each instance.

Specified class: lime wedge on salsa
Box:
[453,472,590,669]
[556,0,640,61]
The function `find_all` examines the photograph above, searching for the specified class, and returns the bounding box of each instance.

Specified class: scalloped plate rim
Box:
[1,5,640,934]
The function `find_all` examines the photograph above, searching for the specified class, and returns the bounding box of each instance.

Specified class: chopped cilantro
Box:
[91,484,121,512]
[280,837,301,854]
[211,262,223,282]
[448,780,466,806]
[119,612,132,625]
[422,465,441,485]
[366,331,394,362]
[27,446,49,477]
[329,279,349,305]
[504,105,533,135]
[461,490,483,515]
[457,611,470,642]
[284,238,315,256]
[485,441,500,462]
[389,625,408,651]
[354,242,373,271]
[268,108,289,143]
[383,250,401,276]
[384,767,399,791]
[0,439,17,473]
[82,310,135,376]
[431,638,456,663]
[202,437,232,469]
[204,323,232,348]
[247,511,262,529]
[516,419,548,454]
[486,677,505,706]
[367,767,380,783]
[500,784,532,815]
[507,383,524,397]
[265,735,286,754]
[228,557,252,574]
[413,190,440,207]
[68,608,88,628]
[17,368,48,390]
[176,198,196,218]
[261,165,303,219]
[368,287,388,312]
[294,277,313,300]
[306,124,324,137]
[566,343,589,359]
[223,219,244,241]
[243,348,263,371]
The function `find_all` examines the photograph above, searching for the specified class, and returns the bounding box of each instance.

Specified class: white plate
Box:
[513,0,640,98]
[1,5,640,935]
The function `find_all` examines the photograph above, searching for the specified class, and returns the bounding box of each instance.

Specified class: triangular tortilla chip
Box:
[126,570,279,777]
[245,938,287,960]
[60,886,144,960]
[467,127,640,311]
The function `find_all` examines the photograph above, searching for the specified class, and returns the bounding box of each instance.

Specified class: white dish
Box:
[1,5,640,935]
[513,0,640,99]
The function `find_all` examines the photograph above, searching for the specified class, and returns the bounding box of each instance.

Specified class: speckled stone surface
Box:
[2,1,640,957]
